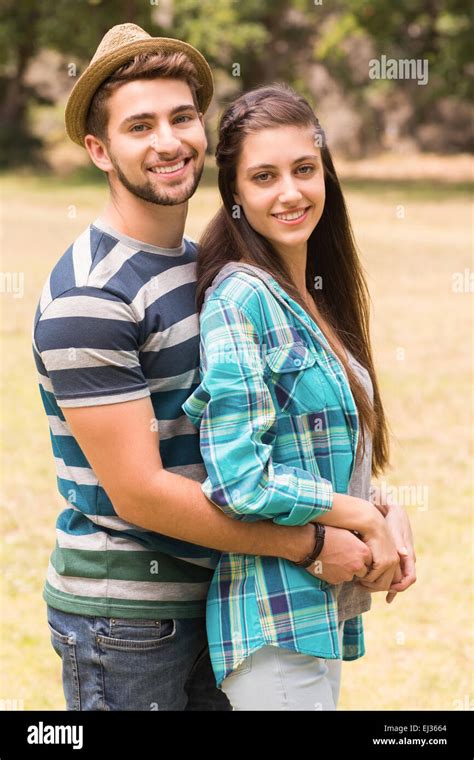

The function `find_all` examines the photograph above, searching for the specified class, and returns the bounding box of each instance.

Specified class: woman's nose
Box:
[278,179,303,205]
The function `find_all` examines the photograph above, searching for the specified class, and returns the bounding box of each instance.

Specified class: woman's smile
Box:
[271,205,312,225]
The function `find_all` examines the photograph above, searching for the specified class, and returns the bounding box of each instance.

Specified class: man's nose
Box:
[148,126,181,156]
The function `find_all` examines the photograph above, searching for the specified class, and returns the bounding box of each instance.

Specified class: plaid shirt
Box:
[182,262,366,686]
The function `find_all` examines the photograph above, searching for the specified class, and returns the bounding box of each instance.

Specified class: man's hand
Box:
[305,526,373,584]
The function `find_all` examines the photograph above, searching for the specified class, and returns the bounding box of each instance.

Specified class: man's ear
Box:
[84,134,114,174]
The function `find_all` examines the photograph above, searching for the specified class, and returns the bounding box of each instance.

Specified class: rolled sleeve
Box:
[182,295,333,525]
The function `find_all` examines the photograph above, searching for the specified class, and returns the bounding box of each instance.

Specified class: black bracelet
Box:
[294,523,326,568]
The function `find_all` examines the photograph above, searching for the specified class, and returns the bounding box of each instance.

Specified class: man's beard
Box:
[110,154,203,206]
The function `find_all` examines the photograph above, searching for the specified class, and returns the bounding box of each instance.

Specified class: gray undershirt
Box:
[332,351,373,622]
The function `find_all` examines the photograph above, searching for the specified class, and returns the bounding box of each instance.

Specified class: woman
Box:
[182,83,415,710]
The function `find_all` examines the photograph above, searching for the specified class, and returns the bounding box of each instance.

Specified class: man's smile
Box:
[147,156,193,177]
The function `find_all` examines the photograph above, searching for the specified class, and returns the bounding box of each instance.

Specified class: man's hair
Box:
[85,51,202,142]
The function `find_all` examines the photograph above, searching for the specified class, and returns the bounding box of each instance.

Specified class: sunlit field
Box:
[1,165,472,710]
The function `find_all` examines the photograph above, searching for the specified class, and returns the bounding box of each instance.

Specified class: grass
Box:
[0,168,472,711]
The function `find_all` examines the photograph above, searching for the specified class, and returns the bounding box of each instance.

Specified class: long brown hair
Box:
[196,83,390,476]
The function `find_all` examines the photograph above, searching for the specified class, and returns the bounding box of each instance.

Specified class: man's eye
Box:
[174,114,193,124]
[130,124,148,133]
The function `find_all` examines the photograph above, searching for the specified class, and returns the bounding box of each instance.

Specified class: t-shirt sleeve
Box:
[33,286,150,408]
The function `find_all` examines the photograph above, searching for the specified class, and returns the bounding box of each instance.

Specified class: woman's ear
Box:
[233,189,241,205]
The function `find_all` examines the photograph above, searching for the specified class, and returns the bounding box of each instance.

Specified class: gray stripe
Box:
[147,367,199,393]
[37,372,53,393]
[41,347,139,371]
[39,295,133,322]
[55,458,98,486]
[72,226,92,287]
[157,415,200,441]
[48,415,71,437]
[166,462,207,482]
[64,501,148,532]
[141,314,199,352]
[56,528,149,552]
[58,388,150,408]
[39,276,52,313]
[132,263,196,320]
[88,241,136,289]
[47,563,209,601]
[56,529,216,568]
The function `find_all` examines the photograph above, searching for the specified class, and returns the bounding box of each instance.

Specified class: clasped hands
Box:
[308,486,416,604]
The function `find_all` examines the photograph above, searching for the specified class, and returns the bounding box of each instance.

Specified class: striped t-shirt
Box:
[32,217,218,620]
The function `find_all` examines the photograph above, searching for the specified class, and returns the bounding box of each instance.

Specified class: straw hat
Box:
[65,23,214,146]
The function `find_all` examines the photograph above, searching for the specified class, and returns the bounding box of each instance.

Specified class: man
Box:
[33,23,414,711]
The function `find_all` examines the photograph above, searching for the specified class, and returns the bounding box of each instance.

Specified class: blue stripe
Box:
[38,386,65,419]
[49,245,75,299]
[89,227,116,271]
[100,248,194,303]
[51,434,90,468]
[50,365,148,399]
[150,386,199,420]
[141,281,197,333]
[159,434,202,468]
[35,315,138,351]
[57,479,116,516]
[140,335,199,377]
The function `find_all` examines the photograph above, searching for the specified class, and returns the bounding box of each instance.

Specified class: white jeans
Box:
[220,621,344,711]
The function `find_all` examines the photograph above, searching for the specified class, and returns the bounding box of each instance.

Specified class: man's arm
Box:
[62,396,317,563]
[64,397,374,583]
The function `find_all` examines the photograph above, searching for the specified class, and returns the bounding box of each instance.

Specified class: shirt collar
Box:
[204,261,333,354]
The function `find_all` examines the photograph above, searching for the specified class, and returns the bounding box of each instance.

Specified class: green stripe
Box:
[44,582,206,619]
[51,547,213,582]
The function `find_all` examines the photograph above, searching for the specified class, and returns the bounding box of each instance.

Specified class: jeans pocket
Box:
[97,618,177,651]
[47,621,81,711]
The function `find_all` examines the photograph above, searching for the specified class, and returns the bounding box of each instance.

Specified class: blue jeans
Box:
[47,605,231,711]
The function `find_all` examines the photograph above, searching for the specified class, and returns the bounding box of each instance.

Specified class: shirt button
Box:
[293,358,302,367]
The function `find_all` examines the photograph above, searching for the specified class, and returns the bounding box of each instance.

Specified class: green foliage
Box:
[0,0,471,166]
[317,0,473,100]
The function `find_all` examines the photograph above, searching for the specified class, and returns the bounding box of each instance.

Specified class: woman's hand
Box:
[383,502,417,601]
[358,487,417,602]
[357,511,400,591]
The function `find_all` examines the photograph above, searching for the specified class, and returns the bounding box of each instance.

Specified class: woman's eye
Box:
[297,164,315,175]
[254,173,272,182]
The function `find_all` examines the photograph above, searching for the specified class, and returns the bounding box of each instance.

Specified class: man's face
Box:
[101,78,207,205]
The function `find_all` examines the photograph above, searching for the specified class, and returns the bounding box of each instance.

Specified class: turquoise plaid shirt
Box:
[182,262,366,686]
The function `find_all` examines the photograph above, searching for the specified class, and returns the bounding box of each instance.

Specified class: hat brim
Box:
[65,37,214,146]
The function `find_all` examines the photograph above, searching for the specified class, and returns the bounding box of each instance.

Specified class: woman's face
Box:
[233,124,325,259]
